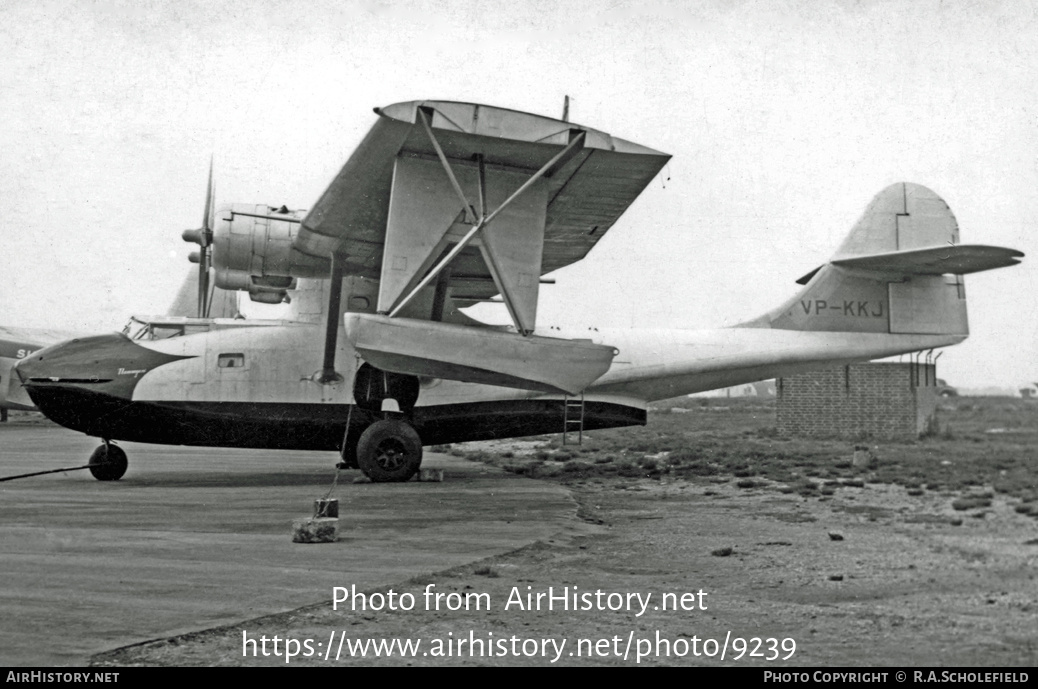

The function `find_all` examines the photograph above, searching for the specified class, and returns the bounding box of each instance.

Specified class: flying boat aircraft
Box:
[15,101,1023,482]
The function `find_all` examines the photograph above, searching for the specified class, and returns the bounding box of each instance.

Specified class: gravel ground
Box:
[93,471,1038,667]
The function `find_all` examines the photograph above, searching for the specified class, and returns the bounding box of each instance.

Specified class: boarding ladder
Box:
[562,393,585,445]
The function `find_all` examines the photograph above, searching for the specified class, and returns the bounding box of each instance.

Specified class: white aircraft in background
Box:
[15,100,1022,482]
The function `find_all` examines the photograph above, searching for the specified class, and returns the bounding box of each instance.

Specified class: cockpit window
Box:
[150,325,185,340]
[122,318,150,340]
[122,318,205,341]
[127,323,184,341]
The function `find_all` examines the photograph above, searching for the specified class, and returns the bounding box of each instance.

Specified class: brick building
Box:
[777,362,938,439]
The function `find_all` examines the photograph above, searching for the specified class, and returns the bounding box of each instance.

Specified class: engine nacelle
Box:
[210,204,330,290]
[209,268,297,304]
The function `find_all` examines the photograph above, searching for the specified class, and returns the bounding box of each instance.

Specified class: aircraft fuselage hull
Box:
[16,322,960,451]
[23,385,645,449]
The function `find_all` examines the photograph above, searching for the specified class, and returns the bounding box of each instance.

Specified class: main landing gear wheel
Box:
[355,419,422,483]
[88,443,128,481]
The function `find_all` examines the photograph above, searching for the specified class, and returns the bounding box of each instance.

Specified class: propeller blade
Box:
[195,157,215,318]
[201,157,214,242]
[198,245,210,318]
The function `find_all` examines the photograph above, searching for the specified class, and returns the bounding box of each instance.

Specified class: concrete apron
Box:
[0,426,576,666]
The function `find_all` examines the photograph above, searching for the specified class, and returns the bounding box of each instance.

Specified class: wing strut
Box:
[418,108,478,225]
[318,251,346,384]
[386,115,586,335]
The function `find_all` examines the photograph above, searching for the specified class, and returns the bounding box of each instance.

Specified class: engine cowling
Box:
[207,204,331,303]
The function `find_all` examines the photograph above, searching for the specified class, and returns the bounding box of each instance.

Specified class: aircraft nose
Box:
[17,331,195,392]
[16,332,195,436]
[14,333,124,385]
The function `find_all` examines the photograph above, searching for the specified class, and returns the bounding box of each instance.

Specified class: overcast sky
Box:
[1,0,1035,389]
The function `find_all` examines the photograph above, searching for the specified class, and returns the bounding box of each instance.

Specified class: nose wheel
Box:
[88,442,128,481]
[355,419,423,482]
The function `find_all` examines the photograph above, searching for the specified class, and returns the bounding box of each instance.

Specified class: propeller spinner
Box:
[181,160,215,318]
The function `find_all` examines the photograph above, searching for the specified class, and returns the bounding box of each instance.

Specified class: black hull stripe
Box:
[25,386,645,451]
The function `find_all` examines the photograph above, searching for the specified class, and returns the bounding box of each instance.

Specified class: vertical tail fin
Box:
[833,181,958,258]
[747,183,1022,336]
[166,267,240,318]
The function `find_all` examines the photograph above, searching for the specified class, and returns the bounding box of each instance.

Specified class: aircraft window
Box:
[218,353,245,369]
[150,325,185,340]
[123,319,150,340]
[123,318,204,341]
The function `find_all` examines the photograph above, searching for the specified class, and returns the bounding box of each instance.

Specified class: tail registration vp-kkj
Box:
[15,101,1023,482]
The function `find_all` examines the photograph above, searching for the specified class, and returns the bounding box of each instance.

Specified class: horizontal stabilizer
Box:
[344,314,617,395]
[831,244,1023,277]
